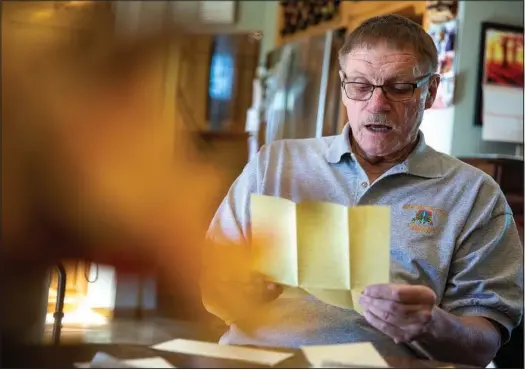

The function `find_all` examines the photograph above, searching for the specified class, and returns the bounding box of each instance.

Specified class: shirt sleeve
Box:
[200,146,266,323]
[440,187,524,344]
[205,147,264,247]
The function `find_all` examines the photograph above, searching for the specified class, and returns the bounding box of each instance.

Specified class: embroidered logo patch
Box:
[403,205,447,232]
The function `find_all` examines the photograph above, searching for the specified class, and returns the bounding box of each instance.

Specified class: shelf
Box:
[197,130,249,141]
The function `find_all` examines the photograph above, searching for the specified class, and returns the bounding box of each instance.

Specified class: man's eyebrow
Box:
[345,71,419,83]
[345,72,369,81]
[385,73,417,83]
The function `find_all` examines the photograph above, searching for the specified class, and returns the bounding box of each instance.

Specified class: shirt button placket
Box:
[355,179,369,204]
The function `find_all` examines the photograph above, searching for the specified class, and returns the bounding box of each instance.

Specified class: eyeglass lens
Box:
[344,83,415,102]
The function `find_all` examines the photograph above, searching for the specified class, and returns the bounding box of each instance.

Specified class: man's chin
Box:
[357,142,395,160]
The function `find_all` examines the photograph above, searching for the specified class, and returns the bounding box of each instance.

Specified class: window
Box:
[207,35,236,130]
[209,52,234,100]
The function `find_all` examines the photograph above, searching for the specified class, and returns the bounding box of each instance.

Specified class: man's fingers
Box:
[364,284,436,304]
[364,309,426,343]
[359,295,432,325]
[363,309,406,343]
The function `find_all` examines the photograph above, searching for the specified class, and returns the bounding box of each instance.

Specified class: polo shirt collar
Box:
[326,123,443,179]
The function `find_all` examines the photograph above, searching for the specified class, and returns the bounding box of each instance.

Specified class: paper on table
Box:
[74,352,131,368]
[151,339,294,366]
[74,352,175,368]
[250,194,390,310]
[124,357,175,368]
[301,342,389,368]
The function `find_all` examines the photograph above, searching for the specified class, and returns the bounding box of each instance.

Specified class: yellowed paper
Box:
[349,206,390,289]
[351,288,365,314]
[296,201,350,290]
[152,339,294,366]
[303,288,355,309]
[303,288,365,313]
[251,194,298,286]
[301,342,389,368]
[250,195,391,311]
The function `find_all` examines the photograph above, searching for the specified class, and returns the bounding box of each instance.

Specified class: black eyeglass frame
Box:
[340,73,433,102]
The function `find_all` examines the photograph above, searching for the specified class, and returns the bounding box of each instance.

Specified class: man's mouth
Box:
[365,124,392,133]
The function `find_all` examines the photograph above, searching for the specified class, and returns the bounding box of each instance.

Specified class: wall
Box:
[259,1,279,65]
[162,1,271,35]
[450,0,524,156]
[235,1,273,34]
[420,107,455,155]
[86,264,117,309]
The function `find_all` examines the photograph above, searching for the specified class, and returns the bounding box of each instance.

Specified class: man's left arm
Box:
[417,208,523,366]
[361,197,523,367]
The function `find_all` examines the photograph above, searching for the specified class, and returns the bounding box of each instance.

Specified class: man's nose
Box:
[367,87,391,112]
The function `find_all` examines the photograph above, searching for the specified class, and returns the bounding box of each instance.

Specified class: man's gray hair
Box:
[338,14,439,74]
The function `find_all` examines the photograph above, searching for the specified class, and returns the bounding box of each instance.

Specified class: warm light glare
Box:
[30,9,55,20]
[65,1,94,7]
[46,296,108,327]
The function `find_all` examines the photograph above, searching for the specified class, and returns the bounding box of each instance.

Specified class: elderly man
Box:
[201,14,523,367]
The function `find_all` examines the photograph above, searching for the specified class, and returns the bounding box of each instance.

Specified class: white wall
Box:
[115,1,273,37]
[235,1,274,34]
[420,107,455,155]
[258,1,279,65]
[85,264,116,309]
[450,1,524,156]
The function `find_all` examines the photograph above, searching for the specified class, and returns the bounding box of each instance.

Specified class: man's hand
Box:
[359,283,436,343]
[243,274,284,304]
[202,271,283,326]
[202,241,283,324]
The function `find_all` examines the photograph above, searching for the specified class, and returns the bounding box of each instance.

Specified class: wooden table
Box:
[1,343,475,368]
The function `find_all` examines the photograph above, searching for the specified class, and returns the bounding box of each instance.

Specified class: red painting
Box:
[484,29,524,87]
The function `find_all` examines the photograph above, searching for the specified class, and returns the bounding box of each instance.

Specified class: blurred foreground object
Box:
[1,0,236,344]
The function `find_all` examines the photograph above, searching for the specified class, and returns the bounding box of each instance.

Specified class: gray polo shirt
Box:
[205,123,523,358]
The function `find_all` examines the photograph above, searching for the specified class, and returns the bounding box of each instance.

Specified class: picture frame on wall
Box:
[474,22,524,144]
[427,18,458,109]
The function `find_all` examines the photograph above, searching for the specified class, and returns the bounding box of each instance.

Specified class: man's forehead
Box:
[344,45,420,76]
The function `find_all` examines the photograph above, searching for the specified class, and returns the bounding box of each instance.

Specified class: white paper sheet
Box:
[124,357,175,368]
[152,338,294,366]
[301,342,389,368]
[74,352,175,368]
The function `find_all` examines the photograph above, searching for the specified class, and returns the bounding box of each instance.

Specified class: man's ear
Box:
[425,74,440,109]
[339,70,348,105]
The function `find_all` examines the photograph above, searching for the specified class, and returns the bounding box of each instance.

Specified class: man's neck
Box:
[351,136,419,183]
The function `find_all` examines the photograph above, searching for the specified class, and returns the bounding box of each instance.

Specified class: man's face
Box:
[340,43,439,158]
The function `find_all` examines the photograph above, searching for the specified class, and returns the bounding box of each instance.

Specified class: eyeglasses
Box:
[341,73,432,102]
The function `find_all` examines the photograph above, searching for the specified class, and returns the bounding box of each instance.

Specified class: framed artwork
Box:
[474,22,524,127]
[428,18,458,109]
